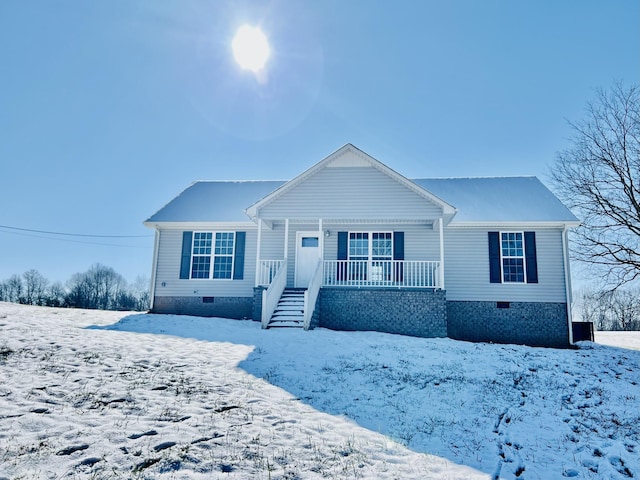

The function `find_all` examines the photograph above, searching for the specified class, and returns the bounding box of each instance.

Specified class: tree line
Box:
[0,263,150,312]
[576,288,640,331]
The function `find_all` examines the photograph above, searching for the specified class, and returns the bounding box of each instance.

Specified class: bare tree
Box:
[65,272,92,309]
[607,289,640,331]
[66,264,126,310]
[131,275,151,311]
[47,281,66,307]
[22,269,49,305]
[577,290,602,329]
[576,288,640,331]
[4,275,23,303]
[551,83,640,289]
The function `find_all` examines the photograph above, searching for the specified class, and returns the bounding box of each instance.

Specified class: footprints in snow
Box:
[493,408,525,480]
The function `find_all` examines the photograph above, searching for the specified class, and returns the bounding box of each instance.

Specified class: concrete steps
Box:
[267,289,305,328]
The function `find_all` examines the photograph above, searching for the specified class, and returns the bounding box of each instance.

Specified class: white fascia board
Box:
[143,221,257,230]
[446,221,581,229]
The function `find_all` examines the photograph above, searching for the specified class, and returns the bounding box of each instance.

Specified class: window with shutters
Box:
[191,232,235,279]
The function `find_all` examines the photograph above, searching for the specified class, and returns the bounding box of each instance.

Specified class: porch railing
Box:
[261,258,288,329]
[322,260,441,288]
[257,259,441,289]
[257,259,285,286]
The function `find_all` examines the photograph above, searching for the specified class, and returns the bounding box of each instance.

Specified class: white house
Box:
[144,144,580,347]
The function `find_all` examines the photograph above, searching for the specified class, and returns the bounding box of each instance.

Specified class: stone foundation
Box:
[152,296,253,319]
[318,287,447,338]
[153,292,571,348]
[252,287,266,322]
[447,301,570,348]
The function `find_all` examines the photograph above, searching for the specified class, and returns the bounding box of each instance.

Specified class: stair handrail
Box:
[261,257,288,329]
[303,259,323,330]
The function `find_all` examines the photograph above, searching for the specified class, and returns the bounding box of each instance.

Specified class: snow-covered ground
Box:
[0,303,638,479]
[596,331,640,351]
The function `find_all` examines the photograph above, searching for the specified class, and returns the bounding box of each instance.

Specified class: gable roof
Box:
[145,181,285,224]
[144,176,579,226]
[414,177,579,225]
[244,144,457,220]
[144,145,579,227]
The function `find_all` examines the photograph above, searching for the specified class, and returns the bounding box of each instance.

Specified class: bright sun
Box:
[232,25,271,73]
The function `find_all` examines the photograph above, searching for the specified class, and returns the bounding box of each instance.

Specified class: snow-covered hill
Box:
[0,302,638,479]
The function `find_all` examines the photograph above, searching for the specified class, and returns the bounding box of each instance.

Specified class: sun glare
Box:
[232,25,271,73]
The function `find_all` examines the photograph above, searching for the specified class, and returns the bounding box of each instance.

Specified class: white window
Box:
[500,232,525,283]
[191,232,235,279]
[348,232,393,280]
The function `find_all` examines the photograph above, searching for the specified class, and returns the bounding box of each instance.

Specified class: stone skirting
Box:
[317,287,447,338]
[152,296,253,319]
[153,293,571,348]
[447,300,570,348]
[252,287,266,322]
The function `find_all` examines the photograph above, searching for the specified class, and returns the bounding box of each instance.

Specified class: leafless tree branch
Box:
[551,82,640,290]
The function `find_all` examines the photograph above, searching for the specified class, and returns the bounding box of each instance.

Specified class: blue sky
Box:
[1,0,639,284]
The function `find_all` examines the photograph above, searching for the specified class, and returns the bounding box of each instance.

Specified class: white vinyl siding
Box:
[258,167,443,220]
[444,227,567,302]
[154,226,257,297]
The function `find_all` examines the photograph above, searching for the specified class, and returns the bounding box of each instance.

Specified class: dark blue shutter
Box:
[524,231,538,284]
[180,231,193,279]
[393,232,404,260]
[337,232,348,260]
[233,232,246,280]
[488,232,501,283]
[393,231,404,282]
[337,232,348,281]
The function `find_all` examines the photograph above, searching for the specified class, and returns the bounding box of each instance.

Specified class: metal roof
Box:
[145,176,578,225]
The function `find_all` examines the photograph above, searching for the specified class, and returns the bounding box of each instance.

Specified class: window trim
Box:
[347,231,393,262]
[499,231,527,284]
[347,231,393,281]
[190,231,236,280]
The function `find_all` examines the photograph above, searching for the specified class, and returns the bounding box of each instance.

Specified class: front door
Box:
[295,231,321,288]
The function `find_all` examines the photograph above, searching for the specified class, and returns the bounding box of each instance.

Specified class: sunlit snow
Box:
[0,302,638,479]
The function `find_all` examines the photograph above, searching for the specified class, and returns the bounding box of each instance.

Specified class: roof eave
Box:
[447,220,581,228]
[143,220,256,230]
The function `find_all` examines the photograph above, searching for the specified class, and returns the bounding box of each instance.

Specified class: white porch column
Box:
[318,219,323,259]
[284,219,289,259]
[255,219,262,286]
[439,217,445,289]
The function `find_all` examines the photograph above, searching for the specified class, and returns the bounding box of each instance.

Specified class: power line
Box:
[0,224,153,238]
[0,228,152,249]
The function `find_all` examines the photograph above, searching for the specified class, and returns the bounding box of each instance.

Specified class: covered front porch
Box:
[253,218,446,330]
